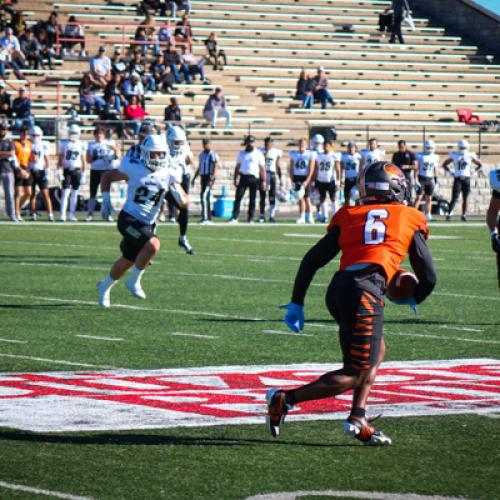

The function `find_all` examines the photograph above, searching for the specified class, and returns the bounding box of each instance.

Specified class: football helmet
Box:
[424,140,435,153]
[458,139,469,151]
[140,134,168,171]
[167,126,186,154]
[311,133,325,151]
[68,124,81,142]
[357,161,407,204]
[30,125,43,142]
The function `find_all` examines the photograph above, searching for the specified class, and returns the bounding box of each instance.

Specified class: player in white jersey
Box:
[258,136,282,223]
[414,140,440,221]
[314,140,341,222]
[289,138,316,224]
[29,126,54,221]
[97,134,183,307]
[340,141,362,206]
[443,139,483,221]
[359,138,385,170]
[487,167,500,288]
[57,124,88,222]
[86,126,121,222]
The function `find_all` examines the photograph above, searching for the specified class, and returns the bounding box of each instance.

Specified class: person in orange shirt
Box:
[13,125,32,221]
[266,161,436,445]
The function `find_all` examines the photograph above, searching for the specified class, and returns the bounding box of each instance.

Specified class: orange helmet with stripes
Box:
[357,161,407,204]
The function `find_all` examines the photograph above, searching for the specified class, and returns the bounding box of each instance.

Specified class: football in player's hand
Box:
[386,269,418,302]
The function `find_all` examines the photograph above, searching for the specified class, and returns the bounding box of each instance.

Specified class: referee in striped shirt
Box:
[192,138,220,223]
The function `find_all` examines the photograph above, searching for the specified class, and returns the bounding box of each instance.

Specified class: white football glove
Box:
[295,185,306,201]
[56,170,64,183]
[80,172,87,184]
[101,191,112,218]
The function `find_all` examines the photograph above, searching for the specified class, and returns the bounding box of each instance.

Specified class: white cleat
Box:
[97,280,111,308]
[59,215,66,222]
[86,215,93,222]
[69,214,78,222]
[48,213,55,222]
[295,218,305,224]
[343,416,392,446]
[126,279,146,300]
[306,218,315,224]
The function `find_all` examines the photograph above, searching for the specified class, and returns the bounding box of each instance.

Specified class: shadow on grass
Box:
[0,430,355,448]
[0,304,73,310]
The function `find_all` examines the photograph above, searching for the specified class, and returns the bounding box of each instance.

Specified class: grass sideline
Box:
[0,221,498,499]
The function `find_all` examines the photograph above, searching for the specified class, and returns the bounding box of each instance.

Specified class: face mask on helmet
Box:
[167,126,186,154]
[68,125,80,142]
[458,140,469,151]
[141,135,168,171]
[424,140,435,153]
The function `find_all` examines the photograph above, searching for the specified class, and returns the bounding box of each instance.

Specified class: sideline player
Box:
[314,139,341,222]
[57,124,88,222]
[29,126,54,221]
[341,141,362,206]
[414,140,439,221]
[258,136,282,223]
[487,167,500,289]
[97,134,178,307]
[443,139,483,221]
[266,161,436,445]
[166,125,195,254]
[289,138,316,224]
[86,126,121,221]
[359,138,384,170]
[13,125,32,221]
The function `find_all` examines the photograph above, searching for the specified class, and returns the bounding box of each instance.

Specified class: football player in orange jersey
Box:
[266,161,436,445]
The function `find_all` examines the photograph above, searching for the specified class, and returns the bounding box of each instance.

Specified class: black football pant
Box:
[390,14,404,43]
[200,174,212,221]
[448,178,471,215]
[259,172,276,217]
[232,174,259,221]
[166,174,190,236]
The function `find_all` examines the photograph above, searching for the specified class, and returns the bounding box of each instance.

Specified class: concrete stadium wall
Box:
[409,0,500,59]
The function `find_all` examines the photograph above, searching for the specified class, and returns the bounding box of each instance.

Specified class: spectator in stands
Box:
[163,43,183,83]
[133,26,149,56]
[13,124,31,221]
[180,46,208,84]
[20,30,44,70]
[10,10,26,38]
[204,32,226,71]
[79,72,106,115]
[12,86,33,129]
[312,66,335,109]
[1,26,24,67]
[138,0,162,16]
[124,95,147,138]
[110,47,127,76]
[128,51,156,94]
[175,14,193,43]
[391,139,417,203]
[150,54,174,93]
[295,69,314,109]
[43,11,60,50]
[157,24,172,53]
[164,96,181,124]
[122,72,145,107]
[0,80,11,117]
[104,72,127,112]
[203,87,231,129]
[0,121,15,222]
[168,1,191,18]
[36,30,54,70]
[378,7,393,35]
[390,0,405,44]
[100,95,124,137]
[61,15,86,57]
[138,13,159,56]
[89,46,111,88]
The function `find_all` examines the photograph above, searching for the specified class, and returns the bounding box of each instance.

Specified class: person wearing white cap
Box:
[29,126,54,221]
[89,45,111,88]
[311,66,336,109]
[414,140,439,221]
[442,139,483,221]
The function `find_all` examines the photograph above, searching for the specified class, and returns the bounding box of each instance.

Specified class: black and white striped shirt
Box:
[198,150,220,176]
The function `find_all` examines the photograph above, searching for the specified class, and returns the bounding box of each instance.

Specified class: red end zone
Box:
[0,359,498,432]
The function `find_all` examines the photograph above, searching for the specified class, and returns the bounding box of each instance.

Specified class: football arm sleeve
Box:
[291,225,341,305]
[408,230,437,304]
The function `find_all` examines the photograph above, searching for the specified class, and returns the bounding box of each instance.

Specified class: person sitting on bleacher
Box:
[89,45,111,89]
[124,95,148,138]
[12,86,33,129]
[42,11,60,52]
[20,29,43,70]
[169,1,191,19]
[61,15,86,58]
[295,69,314,109]
[150,54,175,94]
[110,47,127,76]
[203,87,231,129]
[157,25,173,53]
[79,72,106,115]
[204,33,226,71]
[138,13,160,56]
[100,95,124,138]
[0,80,11,117]
[9,10,25,38]
[174,14,193,44]
[163,43,183,84]
[180,46,208,84]
[164,97,182,125]
[128,51,156,94]
[104,72,127,112]
[312,66,336,109]
[1,26,24,68]
[122,72,145,108]
[36,30,54,71]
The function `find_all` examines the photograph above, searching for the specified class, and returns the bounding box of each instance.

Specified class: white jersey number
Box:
[364,209,388,245]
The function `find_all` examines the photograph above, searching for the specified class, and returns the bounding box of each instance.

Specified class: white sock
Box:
[87,197,96,215]
[69,189,78,216]
[298,213,305,221]
[332,200,339,215]
[304,212,311,222]
[269,205,276,218]
[321,202,328,220]
[102,273,117,291]
[129,266,145,287]
[60,189,70,217]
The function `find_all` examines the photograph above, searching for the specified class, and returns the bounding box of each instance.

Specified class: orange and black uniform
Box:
[291,203,436,370]
[13,139,32,187]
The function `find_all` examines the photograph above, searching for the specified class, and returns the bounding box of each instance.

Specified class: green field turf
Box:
[0,221,498,500]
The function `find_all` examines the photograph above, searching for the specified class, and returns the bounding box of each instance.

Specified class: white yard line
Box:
[389,332,500,344]
[169,332,219,339]
[0,338,27,344]
[262,329,313,337]
[0,353,119,369]
[0,481,94,500]
[76,335,124,342]
[439,325,484,333]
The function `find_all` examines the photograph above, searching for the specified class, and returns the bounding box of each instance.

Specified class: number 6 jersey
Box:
[119,155,173,225]
[327,203,428,283]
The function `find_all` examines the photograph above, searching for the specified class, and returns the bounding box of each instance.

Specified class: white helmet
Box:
[311,133,325,151]
[30,125,43,142]
[458,139,469,151]
[140,134,169,171]
[424,140,435,153]
[167,126,186,154]
[68,124,81,141]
